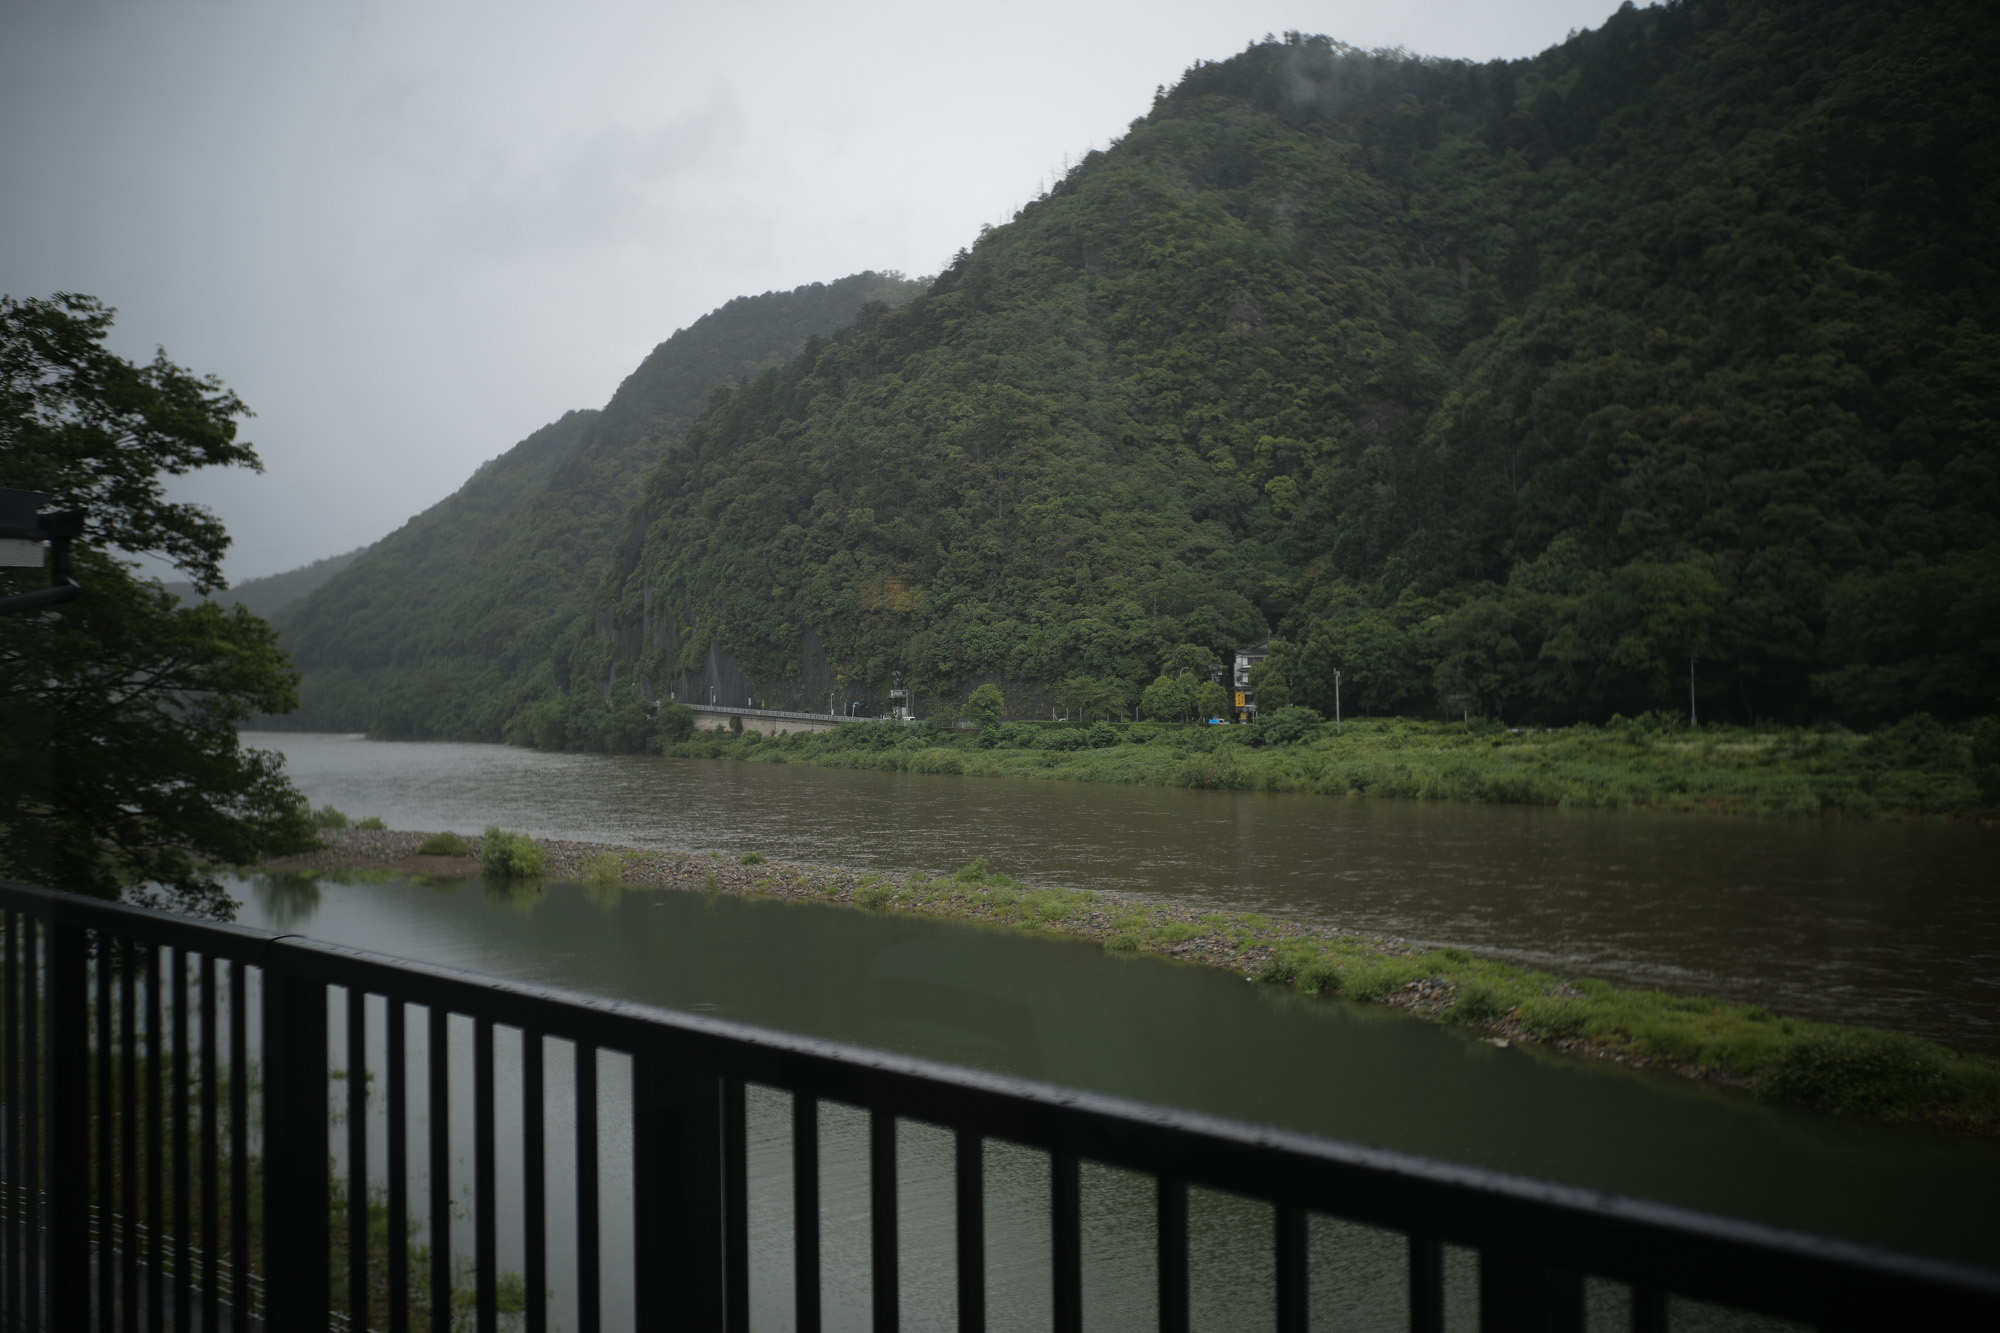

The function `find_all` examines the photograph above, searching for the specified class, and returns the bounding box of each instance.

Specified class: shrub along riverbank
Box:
[660,710,1995,819]
[278,829,2000,1135]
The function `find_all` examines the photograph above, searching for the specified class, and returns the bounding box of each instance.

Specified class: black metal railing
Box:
[0,877,1995,1332]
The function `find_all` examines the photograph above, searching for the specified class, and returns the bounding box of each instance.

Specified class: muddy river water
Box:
[227,733,2000,1330]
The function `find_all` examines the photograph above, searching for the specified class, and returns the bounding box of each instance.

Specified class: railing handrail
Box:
[242,939,2000,1321]
[4,877,1997,1329]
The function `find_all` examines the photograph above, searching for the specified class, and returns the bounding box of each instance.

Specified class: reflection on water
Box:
[245,732,2000,1052]
[230,869,2000,1284]
[250,872,321,929]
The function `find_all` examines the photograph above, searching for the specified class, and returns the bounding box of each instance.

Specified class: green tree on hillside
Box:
[1161,643,1222,680]
[963,682,1007,727]
[1056,675,1126,721]
[1141,674,1195,723]
[1248,643,1295,712]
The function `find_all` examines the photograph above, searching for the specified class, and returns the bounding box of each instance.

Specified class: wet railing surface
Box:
[2,878,1996,1332]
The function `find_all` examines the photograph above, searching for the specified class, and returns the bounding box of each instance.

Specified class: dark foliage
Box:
[0,295,317,913]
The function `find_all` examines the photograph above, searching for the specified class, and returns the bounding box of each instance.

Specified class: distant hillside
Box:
[162,545,364,620]
[563,0,1995,734]
[270,271,927,733]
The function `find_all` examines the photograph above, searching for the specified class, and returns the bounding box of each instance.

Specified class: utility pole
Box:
[1333,668,1342,736]
[1689,653,1698,728]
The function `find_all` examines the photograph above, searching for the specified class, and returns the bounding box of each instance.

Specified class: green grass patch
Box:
[496,830,2000,1134]
[659,715,1991,820]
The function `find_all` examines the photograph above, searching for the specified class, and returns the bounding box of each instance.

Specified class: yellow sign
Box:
[1234,692,1246,707]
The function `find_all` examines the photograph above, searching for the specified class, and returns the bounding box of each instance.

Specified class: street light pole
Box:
[1689,654,1698,729]
[1333,668,1342,736]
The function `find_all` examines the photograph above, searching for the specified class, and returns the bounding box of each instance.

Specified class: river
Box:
[244,731,2000,1052]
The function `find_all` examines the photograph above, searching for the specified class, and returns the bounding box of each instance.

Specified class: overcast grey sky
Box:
[2,0,1620,583]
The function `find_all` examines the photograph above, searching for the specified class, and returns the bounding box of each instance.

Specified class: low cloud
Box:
[420,90,752,258]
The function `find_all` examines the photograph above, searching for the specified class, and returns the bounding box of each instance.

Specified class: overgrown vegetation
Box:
[661,709,1991,818]
[416,831,471,856]
[315,808,385,832]
[478,828,546,878]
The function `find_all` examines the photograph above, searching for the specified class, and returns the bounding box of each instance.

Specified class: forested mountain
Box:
[162,545,364,620]
[277,0,1997,744]
[267,271,926,733]
[564,0,1993,732]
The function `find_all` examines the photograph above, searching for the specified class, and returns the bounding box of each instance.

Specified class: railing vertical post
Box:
[575,1043,600,1333]
[387,999,409,1333]
[1630,1286,1668,1333]
[429,1004,452,1333]
[173,947,192,1333]
[523,1029,546,1333]
[955,1129,985,1333]
[22,918,40,1333]
[46,914,91,1331]
[200,952,219,1333]
[632,1050,724,1330]
[264,945,329,1333]
[1410,1236,1444,1333]
[97,932,115,1333]
[794,1092,820,1333]
[869,1109,898,1333]
[349,987,371,1333]
[475,1016,496,1333]
[722,1076,749,1333]
[1157,1175,1188,1333]
[145,940,161,1328]
[1478,1251,1583,1333]
[121,942,138,1333]
[1275,1204,1309,1333]
[4,910,18,1329]
[228,959,248,1325]
[1052,1149,1081,1333]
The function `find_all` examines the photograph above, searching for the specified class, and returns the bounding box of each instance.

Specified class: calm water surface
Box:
[246,732,2000,1051]
[232,870,2000,1333]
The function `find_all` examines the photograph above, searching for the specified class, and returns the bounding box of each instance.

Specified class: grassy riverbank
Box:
[276,829,2000,1135]
[661,712,1992,819]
